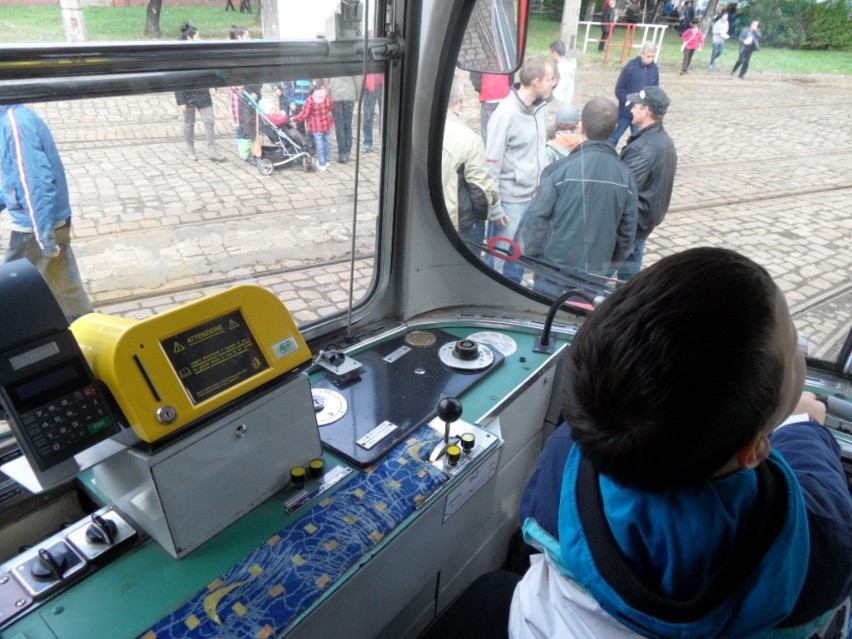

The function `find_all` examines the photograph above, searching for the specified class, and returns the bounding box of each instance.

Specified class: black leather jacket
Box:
[620,122,677,239]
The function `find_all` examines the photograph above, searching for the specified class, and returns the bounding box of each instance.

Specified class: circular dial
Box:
[438,340,495,371]
[311,389,348,426]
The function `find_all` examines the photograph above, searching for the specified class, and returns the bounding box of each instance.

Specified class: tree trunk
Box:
[145,0,162,38]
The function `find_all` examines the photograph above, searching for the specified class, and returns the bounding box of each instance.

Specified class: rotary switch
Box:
[86,513,118,545]
[31,548,68,582]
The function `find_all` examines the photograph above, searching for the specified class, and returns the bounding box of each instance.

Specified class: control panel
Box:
[0,507,137,628]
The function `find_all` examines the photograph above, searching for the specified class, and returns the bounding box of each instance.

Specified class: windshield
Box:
[441,18,851,369]
[0,1,389,443]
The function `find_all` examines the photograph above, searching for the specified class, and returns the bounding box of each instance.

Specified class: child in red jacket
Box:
[291,81,335,170]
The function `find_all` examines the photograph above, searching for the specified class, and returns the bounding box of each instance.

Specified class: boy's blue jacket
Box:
[0,104,72,257]
[517,419,852,638]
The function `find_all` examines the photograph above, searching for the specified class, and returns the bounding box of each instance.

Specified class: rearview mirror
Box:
[456,0,527,73]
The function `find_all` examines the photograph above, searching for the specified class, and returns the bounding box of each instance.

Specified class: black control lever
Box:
[430,397,463,463]
[438,397,463,444]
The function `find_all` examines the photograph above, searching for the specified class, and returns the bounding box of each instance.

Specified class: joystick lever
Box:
[430,397,463,463]
[438,397,463,444]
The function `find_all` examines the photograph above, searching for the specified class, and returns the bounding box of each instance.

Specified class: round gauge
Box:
[405,330,437,347]
[438,340,495,371]
[467,331,518,357]
[312,389,348,426]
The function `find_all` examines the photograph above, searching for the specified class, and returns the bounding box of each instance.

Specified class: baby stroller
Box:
[245,92,314,175]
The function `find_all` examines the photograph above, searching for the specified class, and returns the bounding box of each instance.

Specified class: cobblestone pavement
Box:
[1,63,850,358]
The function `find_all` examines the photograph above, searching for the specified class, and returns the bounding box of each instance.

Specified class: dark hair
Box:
[229,25,249,40]
[179,22,198,40]
[564,247,784,490]
[549,40,566,57]
[581,98,617,140]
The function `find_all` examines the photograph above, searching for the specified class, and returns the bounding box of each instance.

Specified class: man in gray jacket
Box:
[524,98,638,296]
[328,76,360,163]
[485,56,554,283]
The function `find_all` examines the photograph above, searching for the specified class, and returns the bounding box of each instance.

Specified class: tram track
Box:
[94,253,375,308]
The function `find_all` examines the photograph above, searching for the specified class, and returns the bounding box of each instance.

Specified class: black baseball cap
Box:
[626,86,671,116]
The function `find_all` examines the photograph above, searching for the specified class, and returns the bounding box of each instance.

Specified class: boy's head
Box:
[579,98,617,141]
[564,247,805,490]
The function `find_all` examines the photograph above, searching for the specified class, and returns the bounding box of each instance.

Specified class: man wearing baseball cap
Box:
[617,86,677,279]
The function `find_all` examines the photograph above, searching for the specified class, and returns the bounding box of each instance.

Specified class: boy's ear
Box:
[736,432,771,470]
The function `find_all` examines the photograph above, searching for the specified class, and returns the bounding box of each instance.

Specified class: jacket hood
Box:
[554,445,810,638]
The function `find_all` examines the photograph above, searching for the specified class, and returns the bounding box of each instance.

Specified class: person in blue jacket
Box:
[609,41,660,148]
[0,104,93,321]
[511,247,852,638]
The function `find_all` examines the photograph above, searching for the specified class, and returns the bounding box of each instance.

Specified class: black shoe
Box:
[246,156,260,166]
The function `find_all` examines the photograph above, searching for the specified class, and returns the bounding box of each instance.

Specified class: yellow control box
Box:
[71,285,311,443]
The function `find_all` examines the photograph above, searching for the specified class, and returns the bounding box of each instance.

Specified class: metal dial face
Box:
[467,331,518,357]
[312,389,348,426]
[438,340,495,371]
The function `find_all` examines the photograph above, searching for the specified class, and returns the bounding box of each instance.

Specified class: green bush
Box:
[804,0,852,49]
[740,0,851,49]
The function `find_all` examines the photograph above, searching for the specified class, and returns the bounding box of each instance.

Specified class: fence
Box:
[578,21,668,63]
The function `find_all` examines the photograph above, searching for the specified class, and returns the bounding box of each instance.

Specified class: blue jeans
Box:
[617,236,646,280]
[460,219,486,244]
[333,101,354,158]
[488,200,531,284]
[5,223,93,321]
[609,115,638,147]
[312,130,332,166]
[709,42,724,67]
[363,86,382,148]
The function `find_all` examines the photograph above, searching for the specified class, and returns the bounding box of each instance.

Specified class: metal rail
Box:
[0,38,395,104]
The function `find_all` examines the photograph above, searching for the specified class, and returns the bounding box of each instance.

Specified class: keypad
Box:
[18,385,113,461]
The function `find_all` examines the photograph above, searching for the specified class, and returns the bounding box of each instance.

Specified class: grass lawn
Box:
[1,6,849,74]
[527,13,852,75]
[0,6,261,42]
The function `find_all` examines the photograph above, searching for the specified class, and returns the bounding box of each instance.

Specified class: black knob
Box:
[32,548,67,582]
[460,432,476,453]
[86,514,118,545]
[437,397,463,424]
[446,445,462,467]
[290,466,306,489]
[452,339,479,361]
[308,458,325,478]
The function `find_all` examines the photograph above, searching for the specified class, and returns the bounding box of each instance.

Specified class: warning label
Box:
[161,310,269,405]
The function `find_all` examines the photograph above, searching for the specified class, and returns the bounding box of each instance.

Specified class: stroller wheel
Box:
[257,159,275,176]
[303,156,314,172]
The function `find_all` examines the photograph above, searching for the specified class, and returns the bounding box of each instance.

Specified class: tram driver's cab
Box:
[0,0,850,637]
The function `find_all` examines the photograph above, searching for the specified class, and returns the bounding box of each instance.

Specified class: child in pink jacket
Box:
[680,20,705,74]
